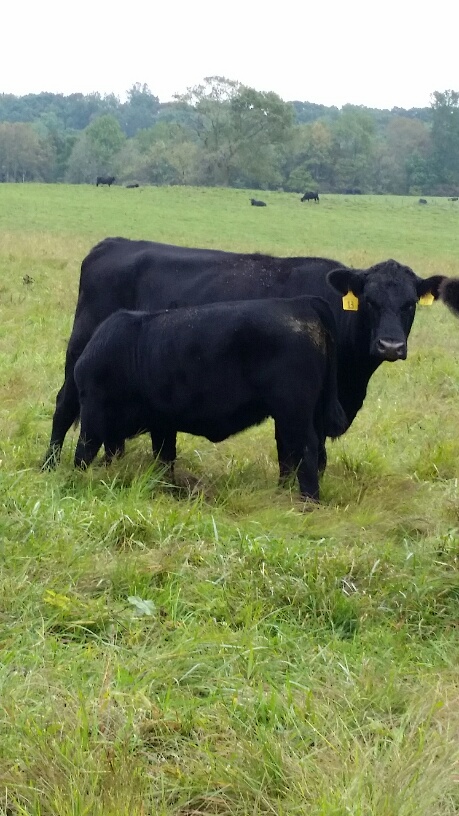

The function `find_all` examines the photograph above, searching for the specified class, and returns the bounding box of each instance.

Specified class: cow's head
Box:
[327,259,446,361]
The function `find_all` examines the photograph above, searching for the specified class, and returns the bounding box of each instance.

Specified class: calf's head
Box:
[328,260,445,361]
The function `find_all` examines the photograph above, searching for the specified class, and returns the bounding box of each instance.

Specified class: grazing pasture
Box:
[1,184,459,815]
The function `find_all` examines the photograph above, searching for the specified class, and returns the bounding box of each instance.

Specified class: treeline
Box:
[1,79,459,195]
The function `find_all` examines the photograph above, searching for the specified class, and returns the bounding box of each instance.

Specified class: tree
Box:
[85,115,125,174]
[430,90,459,190]
[35,111,77,181]
[174,77,294,186]
[282,121,334,191]
[331,105,375,190]
[65,133,99,183]
[121,83,160,137]
[0,122,55,181]
[371,116,431,194]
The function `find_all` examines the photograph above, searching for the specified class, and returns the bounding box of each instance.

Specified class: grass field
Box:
[1,184,459,815]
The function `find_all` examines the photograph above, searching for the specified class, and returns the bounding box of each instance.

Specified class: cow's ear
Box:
[327,268,366,296]
[416,274,446,301]
[439,277,459,315]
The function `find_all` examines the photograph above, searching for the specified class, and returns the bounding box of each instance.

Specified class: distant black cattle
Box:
[250,198,267,207]
[96,176,116,187]
[343,188,362,195]
[126,183,140,188]
[301,191,319,203]
[419,198,428,204]
[73,298,348,501]
[448,197,458,201]
[42,237,446,472]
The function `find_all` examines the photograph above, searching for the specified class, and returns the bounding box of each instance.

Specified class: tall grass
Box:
[1,184,459,814]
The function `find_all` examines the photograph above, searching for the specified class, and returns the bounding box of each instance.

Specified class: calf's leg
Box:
[274,416,320,502]
[74,400,104,469]
[150,430,177,481]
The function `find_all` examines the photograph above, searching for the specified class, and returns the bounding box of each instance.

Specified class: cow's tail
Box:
[312,298,349,440]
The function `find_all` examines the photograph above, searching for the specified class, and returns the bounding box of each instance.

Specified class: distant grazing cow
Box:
[250,198,267,207]
[301,191,319,203]
[419,198,428,204]
[448,197,458,201]
[126,183,140,188]
[73,297,348,501]
[42,237,446,473]
[96,176,116,187]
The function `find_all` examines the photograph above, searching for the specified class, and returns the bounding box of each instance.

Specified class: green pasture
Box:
[1,184,459,815]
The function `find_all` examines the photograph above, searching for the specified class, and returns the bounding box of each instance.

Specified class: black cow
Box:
[439,278,459,314]
[448,197,458,202]
[250,198,267,207]
[301,191,319,203]
[126,183,140,188]
[42,238,445,470]
[73,298,348,501]
[96,176,116,187]
[419,198,428,205]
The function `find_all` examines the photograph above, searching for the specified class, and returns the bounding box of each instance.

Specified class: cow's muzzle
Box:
[375,338,407,361]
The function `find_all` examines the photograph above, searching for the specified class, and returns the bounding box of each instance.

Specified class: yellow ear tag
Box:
[419,292,434,306]
[342,291,359,311]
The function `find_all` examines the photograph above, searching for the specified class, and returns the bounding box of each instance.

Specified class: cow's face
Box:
[328,260,446,362]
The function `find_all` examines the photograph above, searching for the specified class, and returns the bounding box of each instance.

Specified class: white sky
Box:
[3,0,457,110]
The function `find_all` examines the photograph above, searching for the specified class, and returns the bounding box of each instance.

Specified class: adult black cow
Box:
[301,191,319,203]
[73,297,348,501]
[250,198,267,207]
[96,176,116,187]
[42,237,445,471]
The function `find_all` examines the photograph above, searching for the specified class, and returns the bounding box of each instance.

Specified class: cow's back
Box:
[78,237,345,317]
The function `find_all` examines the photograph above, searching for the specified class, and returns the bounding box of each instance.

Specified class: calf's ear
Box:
[327,268,366,296]
[416,274,446,301]
[439,277,459,315]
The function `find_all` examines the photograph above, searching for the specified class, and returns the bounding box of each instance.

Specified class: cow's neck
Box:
[336,314,381,425]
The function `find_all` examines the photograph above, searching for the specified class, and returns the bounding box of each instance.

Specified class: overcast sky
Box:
[3,0,457,110]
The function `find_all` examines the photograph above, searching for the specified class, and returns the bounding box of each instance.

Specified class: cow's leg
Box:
[312,409,328,475]
[275,422,296,485]
[101,439,126,465]
[296,423,320,502]
[42,323,95,469]
[150,430,177,481]
[42,373,80,469]
[74,399,104,469]
[74,432,103,469]
[101,403,127,464]
[317,441,327,475]
[275,416,320,502]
